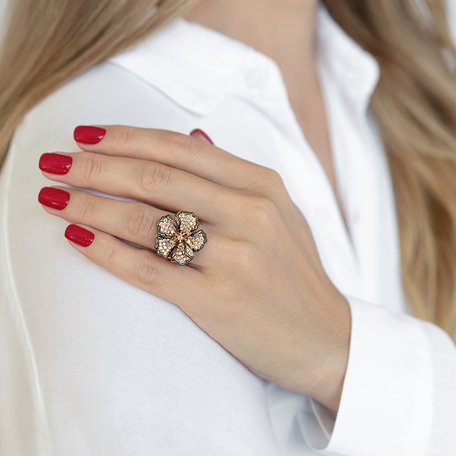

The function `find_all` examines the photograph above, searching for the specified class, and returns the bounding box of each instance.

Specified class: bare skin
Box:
[183,0,350,233]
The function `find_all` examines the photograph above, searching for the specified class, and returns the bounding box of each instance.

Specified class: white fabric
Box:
[1,5,455,456]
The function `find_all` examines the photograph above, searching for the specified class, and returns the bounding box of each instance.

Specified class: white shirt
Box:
[1,5,455,456]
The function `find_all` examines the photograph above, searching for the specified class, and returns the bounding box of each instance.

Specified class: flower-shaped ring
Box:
[154,211,207,266]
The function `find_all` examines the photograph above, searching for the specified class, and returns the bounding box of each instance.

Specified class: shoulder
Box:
[0,57,279,455]
[0,56,202,354]
[14,58,197,156]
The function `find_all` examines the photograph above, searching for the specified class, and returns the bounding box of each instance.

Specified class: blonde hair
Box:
[323,0,456,342]
[1,0,455,337]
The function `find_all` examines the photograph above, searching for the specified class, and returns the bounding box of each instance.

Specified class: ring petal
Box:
[176,211,198,233]
[157,215,178,237]
[171,241,192,266]
[184,243,194,259]
[185,229,207,252]
[155,236,177,259]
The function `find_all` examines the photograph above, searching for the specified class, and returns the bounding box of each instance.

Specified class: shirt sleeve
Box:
[296,294,456,456]
[0,66,282,456]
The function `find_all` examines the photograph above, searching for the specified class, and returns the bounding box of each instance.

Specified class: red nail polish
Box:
[39,153,72,175]
[189,128,214,144]
[74,126,106,144]
[65,224,94,247]
[38,187,70,210]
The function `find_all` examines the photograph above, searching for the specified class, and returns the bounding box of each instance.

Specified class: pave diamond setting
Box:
[155,211,207,265]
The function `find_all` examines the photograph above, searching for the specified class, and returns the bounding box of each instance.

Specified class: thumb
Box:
[189,128,214,144]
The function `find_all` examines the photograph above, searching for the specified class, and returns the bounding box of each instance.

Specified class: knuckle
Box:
[137,163,171,193]
[76,195,95,221]
[116,125,135,151]
[134,255,159,285]
[100,238,117,266]
[166,131,195,157]
[265,167,285,187]
[126,205,156,237]
[82,153,104,183]
[244,194,279,227]
[255,167,285,193]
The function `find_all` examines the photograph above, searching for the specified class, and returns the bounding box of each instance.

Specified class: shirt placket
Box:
[238,48,361,298]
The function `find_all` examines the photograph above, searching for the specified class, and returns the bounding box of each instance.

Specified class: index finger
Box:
[73,125,277,193]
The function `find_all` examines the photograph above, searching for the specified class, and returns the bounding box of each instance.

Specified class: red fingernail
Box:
[65,224,94,247]
[189,128,214,144]
[74,125,106,144]
[38,187,70,210]
[39,153,72,175]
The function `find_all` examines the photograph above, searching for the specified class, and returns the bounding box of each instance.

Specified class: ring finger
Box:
[37,185,216,267]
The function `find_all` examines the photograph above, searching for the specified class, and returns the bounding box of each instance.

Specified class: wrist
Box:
[308,292,351,413]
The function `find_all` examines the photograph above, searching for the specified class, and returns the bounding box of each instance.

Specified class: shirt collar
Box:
[315,5,380,114]
[109,4,380,116]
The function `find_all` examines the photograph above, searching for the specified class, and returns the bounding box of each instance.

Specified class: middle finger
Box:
[39,151,229,225]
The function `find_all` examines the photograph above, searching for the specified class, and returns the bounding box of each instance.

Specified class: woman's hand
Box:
[37,124,351,413]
